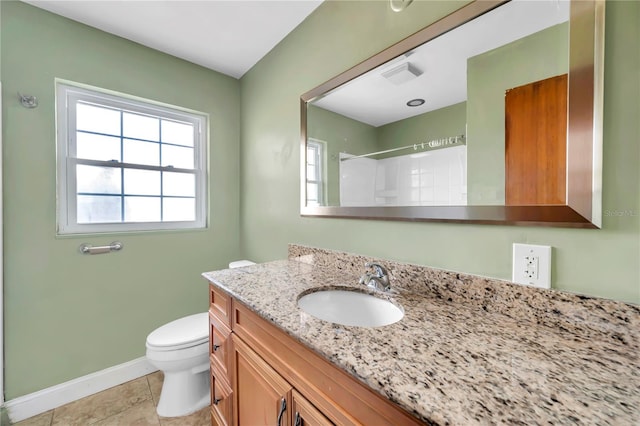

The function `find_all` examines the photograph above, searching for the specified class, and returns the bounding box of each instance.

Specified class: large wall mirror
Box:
[300,0,604,228]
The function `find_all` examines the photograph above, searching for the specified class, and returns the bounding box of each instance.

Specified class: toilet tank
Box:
[229,260,255,269]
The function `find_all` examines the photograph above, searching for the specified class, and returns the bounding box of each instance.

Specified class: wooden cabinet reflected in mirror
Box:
[300,0,604,228]
[505,74,567,206]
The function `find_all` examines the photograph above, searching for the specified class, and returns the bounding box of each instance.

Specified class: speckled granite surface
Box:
[202,245,639,425]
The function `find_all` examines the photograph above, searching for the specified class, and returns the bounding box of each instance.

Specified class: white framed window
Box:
[56,81,208,234]
[306,138,326,206]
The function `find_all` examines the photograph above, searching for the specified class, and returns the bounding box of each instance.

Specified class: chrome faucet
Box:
[359,262,391,292]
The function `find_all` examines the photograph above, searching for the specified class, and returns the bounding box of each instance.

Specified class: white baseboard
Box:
[3,357,157,423]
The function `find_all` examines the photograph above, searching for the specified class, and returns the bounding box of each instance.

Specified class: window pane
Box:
[161,145,194,169]
[124,196,161,222]
[123,112,159,141]
[163,197,195,221]
[77,165,121,194]
[124,169,161,196]
[76,132,121,162]
[123,139,160,166]
[307,183,318,201]
[162,120,194,147]
[307,164,317,179]
[76,103,120,136]
[163,172,195,196]
[77,195,121,223]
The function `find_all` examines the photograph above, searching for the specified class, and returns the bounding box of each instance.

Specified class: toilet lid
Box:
[146,312,209,350]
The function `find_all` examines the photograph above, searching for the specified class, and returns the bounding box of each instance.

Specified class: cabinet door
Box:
[292,390,334,426]
[233,335,292,426]
[505,73,568,205]
[211,367,233,426]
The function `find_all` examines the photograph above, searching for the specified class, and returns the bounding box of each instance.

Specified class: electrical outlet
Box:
[512,244,551,289]
[524,255,538,279]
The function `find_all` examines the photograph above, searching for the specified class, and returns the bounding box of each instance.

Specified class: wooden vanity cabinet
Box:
[209,285,233,426]
[208,283,424,426]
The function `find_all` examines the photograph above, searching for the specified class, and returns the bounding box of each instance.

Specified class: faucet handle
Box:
[365,262,388,277]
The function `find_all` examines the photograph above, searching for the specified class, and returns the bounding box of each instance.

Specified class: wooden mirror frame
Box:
[300,0,604,228]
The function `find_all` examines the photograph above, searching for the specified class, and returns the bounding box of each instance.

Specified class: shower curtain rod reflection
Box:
[340,134,465,161]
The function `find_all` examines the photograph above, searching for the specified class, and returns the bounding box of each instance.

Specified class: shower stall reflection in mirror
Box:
[339,144,467,207]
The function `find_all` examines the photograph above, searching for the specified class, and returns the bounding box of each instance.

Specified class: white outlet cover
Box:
[512,243,552,289]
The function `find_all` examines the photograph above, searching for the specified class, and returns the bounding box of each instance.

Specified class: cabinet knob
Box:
[294,412,301,426]
[213,397,222,405]
[213,344,220,351]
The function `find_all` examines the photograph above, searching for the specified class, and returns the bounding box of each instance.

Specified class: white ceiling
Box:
[313,0,570,127]
[22,0,323,79]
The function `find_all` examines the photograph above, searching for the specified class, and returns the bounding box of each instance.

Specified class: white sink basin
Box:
[297,289,403,327]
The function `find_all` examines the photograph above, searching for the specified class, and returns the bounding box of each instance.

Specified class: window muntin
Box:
[56,82,207,234]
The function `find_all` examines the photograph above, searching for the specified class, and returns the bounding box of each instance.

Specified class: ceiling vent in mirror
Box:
[381,62,422,85]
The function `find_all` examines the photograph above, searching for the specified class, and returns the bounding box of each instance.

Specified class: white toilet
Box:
[145,260,255,417]
[146,312,210,417]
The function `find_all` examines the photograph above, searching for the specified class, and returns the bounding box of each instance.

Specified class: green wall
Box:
[467,23,569,205]
[240,0,639,304]
[1,2,241,398]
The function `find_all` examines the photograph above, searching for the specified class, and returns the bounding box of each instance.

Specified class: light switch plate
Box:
[512,243,552,289]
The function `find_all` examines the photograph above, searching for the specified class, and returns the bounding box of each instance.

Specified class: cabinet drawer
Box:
[209,284,232,327]
[211,369,233,426]
[210,315,231,377]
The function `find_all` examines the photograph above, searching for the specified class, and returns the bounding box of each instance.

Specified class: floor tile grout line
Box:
[146,374,163,425]
[15,374,166,426]
[88,389,157,425]
[16,372,175,426]
[146,375,154,406]
[87,400,161,426]
[58,376,154,426]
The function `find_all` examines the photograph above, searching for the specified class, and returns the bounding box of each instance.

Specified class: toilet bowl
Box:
[146,260,255,417]
[146,312,210,417]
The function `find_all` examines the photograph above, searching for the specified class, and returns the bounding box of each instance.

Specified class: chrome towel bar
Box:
[79,241,123,255]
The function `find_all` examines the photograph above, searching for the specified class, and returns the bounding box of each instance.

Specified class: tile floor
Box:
[12,372,210,426]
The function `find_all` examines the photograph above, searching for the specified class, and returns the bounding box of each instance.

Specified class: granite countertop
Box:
[202,249,639,425]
